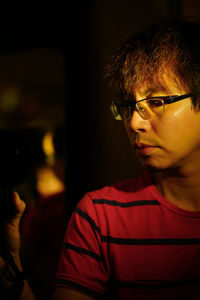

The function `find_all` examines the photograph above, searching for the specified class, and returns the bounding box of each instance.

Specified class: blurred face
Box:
[125,77,200,172]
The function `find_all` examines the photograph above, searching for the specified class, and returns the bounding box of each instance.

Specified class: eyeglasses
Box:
[110,92,195,121]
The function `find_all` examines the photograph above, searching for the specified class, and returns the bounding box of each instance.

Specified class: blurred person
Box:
[0,125,67,300]
[0,127,38,299]
[20,125,68,300]
[51,19,200,300]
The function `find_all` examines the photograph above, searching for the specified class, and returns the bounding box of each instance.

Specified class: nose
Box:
[129,110,151,133]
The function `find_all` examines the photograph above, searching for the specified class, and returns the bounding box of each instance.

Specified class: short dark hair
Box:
[106,19,200,110]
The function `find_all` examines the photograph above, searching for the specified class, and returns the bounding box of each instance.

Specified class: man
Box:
[52,20,200,299]
[21,125,67,300]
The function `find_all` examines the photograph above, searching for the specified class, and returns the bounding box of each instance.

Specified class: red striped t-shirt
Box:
[55,171,200,299]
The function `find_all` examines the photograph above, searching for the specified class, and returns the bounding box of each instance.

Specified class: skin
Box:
[126,76,200,211]
[0,192,36,300]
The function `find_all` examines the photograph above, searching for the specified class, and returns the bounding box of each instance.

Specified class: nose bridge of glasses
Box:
[136,99,152,119]
[129,103,152,132]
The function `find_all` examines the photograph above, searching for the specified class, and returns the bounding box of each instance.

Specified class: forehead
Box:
[132,71,188,99]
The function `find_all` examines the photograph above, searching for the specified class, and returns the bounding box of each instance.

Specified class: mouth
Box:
[134,143,159,155]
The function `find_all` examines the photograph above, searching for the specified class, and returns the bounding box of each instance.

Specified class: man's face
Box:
[125,77,200,172]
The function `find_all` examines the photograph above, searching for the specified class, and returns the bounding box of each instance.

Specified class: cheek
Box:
[157,108,200,153]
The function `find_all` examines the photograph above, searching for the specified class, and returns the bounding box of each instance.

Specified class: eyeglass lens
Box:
[136,99,164,119]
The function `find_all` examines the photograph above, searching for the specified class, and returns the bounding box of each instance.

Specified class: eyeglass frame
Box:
[110,92,197,121]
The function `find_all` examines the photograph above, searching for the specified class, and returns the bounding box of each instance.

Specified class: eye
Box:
[148,99,163,107]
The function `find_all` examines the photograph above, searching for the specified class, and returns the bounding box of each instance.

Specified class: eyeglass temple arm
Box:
[164,93,194,104]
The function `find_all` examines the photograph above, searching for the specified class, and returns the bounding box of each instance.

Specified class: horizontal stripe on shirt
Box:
[75,208,200,245]
[63,242,104,262]
[92,199,160,207]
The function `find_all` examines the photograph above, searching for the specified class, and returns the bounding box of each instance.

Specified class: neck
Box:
[150,167,200,211]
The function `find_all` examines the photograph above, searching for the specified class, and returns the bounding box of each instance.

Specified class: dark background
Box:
[0,0,199,211]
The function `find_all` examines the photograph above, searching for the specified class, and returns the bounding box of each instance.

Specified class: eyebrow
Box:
[123,86,171,102]
[142,87,169,97]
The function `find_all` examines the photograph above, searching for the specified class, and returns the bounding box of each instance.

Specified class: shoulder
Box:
[90,170,151,200]
[78,170,153,210]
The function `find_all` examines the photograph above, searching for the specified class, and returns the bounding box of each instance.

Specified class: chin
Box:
[140,157,171,172]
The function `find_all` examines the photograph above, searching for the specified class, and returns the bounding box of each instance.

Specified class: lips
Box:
[135,142,155,149]
[134,143,158,155]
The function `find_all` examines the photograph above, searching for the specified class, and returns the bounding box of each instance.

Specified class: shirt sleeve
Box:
[54,193,109,297]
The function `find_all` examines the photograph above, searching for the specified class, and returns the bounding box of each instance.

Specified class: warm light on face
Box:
[128,76,200,171]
